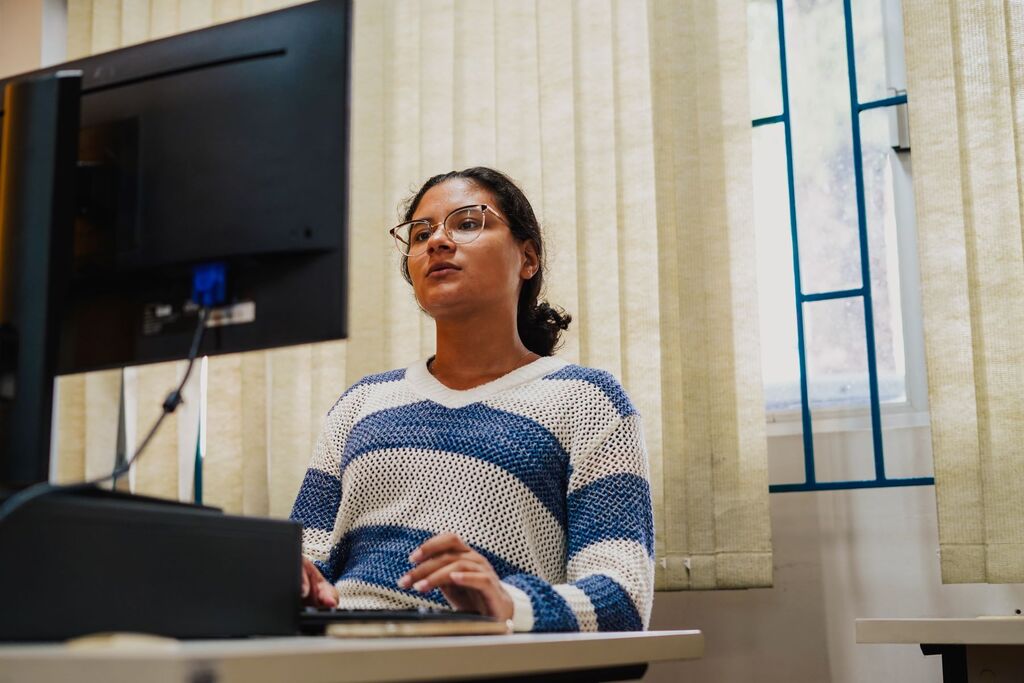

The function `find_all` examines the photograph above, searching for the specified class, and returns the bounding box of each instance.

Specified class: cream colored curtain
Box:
[650,0,772,589]
[902,0,1024,584]
[60,0,771,589]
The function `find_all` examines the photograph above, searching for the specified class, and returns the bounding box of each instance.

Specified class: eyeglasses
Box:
[389,204,509,257]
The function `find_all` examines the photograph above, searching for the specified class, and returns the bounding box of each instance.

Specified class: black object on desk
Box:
[0,0,351,642]
[0,486,302,641]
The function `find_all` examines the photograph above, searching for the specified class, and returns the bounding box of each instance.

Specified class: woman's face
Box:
[407,178,537,321]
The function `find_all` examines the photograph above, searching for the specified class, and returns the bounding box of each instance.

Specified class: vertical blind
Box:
[59,0,772,590]
[902,0,1024,583]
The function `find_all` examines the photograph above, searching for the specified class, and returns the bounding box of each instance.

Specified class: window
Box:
[749,0,933,492]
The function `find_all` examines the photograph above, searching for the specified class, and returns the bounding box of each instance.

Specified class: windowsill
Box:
[765,403,930,437]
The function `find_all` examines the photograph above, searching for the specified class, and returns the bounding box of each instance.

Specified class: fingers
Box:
[405,558,485,593]
[449,571,492,588]
[316,579,339,607]
[397,533,512,620]
[400,533,479,591]
[301,557,322,599]
[448,572,514,621]
[301,559,318,601]
[300,557,338,607]
[408,533,470,564]
[398,551,471,589]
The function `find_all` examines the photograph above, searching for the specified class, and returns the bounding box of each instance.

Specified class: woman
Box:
[291,167,654,632]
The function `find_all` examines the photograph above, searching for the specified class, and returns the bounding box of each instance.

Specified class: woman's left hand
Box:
[397,533,514,621]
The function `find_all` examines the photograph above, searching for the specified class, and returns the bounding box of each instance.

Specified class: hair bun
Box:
[520,301,572,355]
[532,301,571,331]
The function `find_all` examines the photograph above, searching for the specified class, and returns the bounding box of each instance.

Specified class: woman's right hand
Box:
[300,556,339,607]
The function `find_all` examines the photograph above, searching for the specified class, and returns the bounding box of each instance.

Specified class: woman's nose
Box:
[426,224,454,251]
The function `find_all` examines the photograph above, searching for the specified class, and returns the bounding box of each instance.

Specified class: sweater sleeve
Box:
[500,412,655,632]
[289,369,407,581]
[289,396,354,582]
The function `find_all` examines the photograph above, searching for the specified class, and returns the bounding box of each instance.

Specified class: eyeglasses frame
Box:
[389,204,510,257]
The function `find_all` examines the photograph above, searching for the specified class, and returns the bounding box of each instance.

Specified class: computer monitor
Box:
[0,0,352,489]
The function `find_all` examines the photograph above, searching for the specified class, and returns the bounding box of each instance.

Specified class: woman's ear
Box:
[521,240,540,279]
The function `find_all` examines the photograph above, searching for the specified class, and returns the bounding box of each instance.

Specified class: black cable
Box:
[0,308,209,526]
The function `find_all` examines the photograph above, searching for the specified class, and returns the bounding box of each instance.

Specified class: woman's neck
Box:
[430,314,537,391]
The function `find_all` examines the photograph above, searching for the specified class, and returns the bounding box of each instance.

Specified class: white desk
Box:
[856,618,1024,683]
[0,630,704,683]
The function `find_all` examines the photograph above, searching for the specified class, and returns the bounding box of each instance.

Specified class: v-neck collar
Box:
[404,355,568,408]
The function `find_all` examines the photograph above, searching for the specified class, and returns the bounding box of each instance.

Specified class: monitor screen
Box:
[0,0,351,374]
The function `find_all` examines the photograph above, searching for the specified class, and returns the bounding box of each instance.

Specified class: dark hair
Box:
[400,167,571,356]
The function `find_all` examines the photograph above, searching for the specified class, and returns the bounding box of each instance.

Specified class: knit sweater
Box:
[289,355,654,632]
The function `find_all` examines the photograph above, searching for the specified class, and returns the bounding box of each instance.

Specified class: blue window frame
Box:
[753,0,933,493]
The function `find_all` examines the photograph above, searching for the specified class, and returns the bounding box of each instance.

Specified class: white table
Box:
[856,618,1024,682]
[0,630,704,683]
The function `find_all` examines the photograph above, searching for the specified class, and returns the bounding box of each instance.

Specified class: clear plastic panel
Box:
[749,0,783,121]
[860,106,906,404]
[784,0,862,294]
[753,123,802,411]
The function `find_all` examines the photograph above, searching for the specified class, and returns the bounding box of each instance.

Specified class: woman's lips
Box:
[427,264,460,278]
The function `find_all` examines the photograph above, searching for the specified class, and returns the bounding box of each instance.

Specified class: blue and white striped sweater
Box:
[290,355,654,632]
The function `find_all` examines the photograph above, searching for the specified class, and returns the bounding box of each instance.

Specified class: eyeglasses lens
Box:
[397,207,485,256]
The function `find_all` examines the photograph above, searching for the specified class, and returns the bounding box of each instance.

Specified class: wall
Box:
[644,440,1024,682]
[0,0,65,79]
[0,0,41,78]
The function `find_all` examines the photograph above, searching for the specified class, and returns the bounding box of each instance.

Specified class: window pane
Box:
[785,0,862,294]
[804,296,870,408]
[752,0,910,417]
[749,0,783,120]
[801,294,909,480]
[851,0,889,103]
[861,106,906,404]
[753,123,802,411]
